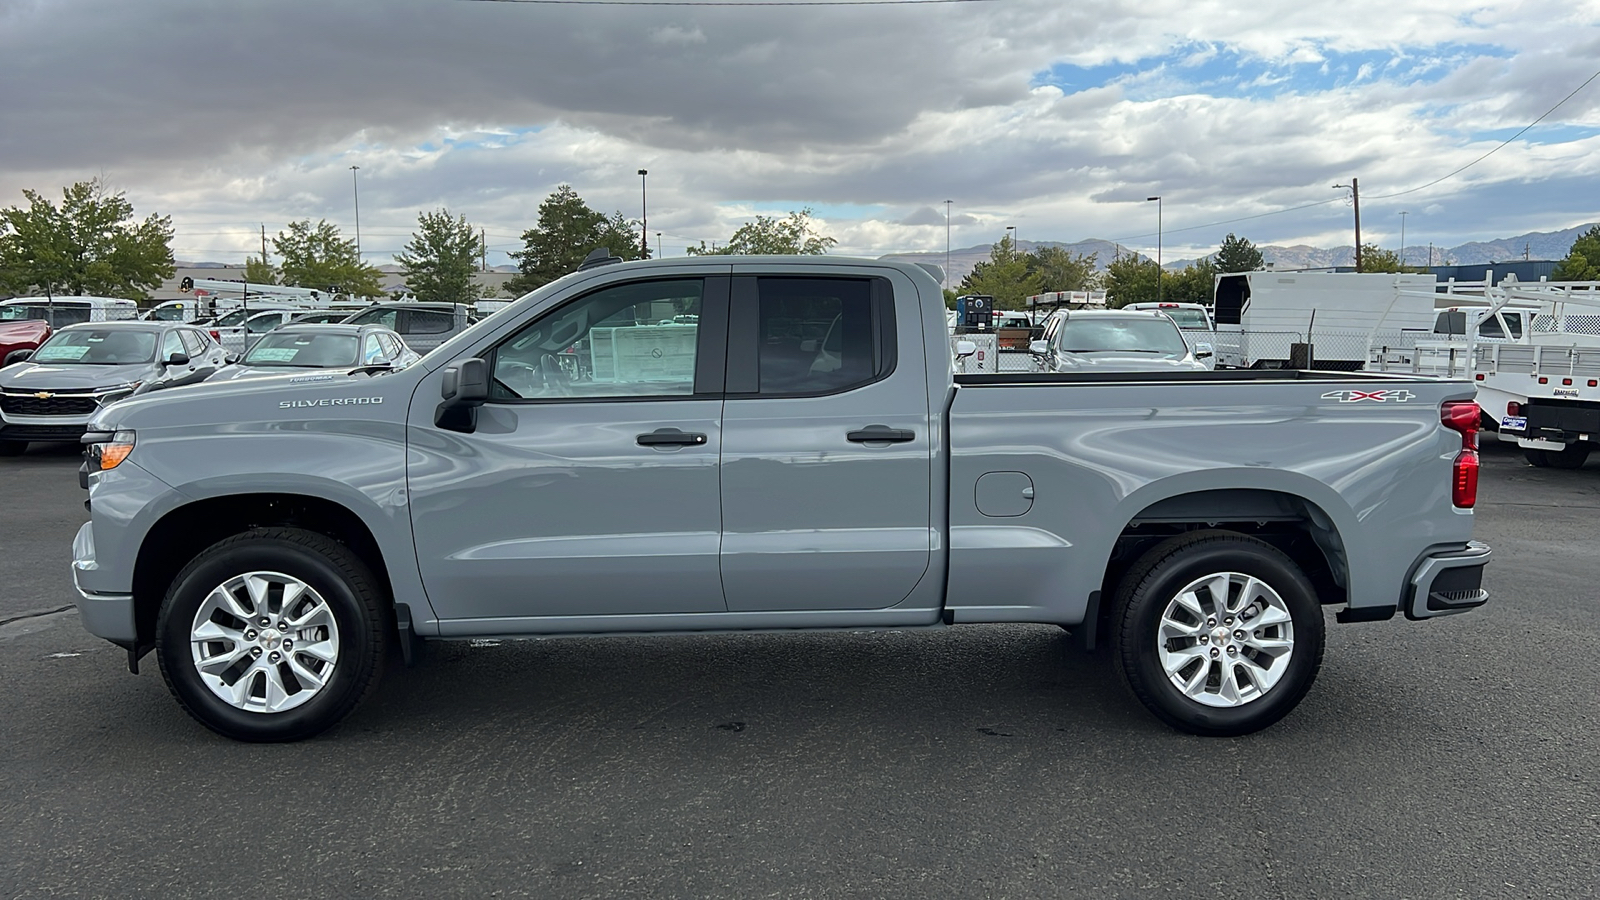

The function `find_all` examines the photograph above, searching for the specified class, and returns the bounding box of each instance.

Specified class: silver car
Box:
[206,323,420,384]
[0,321,226,453]
[1030,309,1209,373]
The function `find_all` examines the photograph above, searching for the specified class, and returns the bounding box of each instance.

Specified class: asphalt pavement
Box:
[3,438,1597,899]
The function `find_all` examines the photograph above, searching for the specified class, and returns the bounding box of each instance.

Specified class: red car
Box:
[0,319,51,367]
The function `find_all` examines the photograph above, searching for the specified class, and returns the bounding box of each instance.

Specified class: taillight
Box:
[1506,401,1520,417]
[209,329,220,340]
[1453,450,1479,508]
[1441,401,1480,508]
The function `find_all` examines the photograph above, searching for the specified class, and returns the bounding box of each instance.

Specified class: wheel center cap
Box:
[262,628,281,647]
[1212,627,1230,646]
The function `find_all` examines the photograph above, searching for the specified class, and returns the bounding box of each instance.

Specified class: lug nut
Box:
[244,630,257,640]
[269,651,281,662]
[1226,646,1237,655]
[282,640,293,649]
[1209,647,1220,659]
[1234,630,1246,641]
[1206,617,1217,627]
[259,617,270,626]
[251,648,262,657]
[1224,616,1234,626]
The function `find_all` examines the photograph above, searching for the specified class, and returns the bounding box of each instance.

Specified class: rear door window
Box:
[404,310,454,335]
[738,278,889,396]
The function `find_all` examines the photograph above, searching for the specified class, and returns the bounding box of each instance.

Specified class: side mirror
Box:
[1194,342,1214,359]
[436,357,489,433]
[224,352,241,365]
[1028,340,1050,356]
[166,352,190,367]
[954,340,977,359]
[6,349,34,365]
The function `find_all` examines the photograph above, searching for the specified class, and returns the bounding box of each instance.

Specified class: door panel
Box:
[719,273,932,612]
[408,275,730,622]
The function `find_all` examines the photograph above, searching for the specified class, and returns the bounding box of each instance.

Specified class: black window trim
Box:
[481,275,730,406]
[724,274,898,401]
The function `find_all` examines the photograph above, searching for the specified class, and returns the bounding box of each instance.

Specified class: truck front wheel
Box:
[155,527,390,742]
[1111,531,1325,737]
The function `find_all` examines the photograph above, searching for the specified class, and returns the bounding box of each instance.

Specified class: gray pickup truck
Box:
[71,256,1491,742]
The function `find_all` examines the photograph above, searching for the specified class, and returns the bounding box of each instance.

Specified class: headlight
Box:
[86,430,136,470]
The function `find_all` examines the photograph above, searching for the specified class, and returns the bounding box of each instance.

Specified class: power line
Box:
[465,0,994,5]
[1109,61,1600,244]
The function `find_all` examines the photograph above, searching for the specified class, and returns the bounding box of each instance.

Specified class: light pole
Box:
[656,232,662,258]
[1006,225,1016,260]
[637,169,649,258]
[350,165,362,261]
[1147,196,1162,304]
[944,199,953,290]
[1399,211,1408,268]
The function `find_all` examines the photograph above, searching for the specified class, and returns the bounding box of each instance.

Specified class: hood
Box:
[88,362,419,433]
[0,361,155,391]
[1052,353,1206,373]
[0,320,51,346]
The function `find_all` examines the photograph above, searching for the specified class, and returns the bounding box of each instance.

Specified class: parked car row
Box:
[0,317,421,454]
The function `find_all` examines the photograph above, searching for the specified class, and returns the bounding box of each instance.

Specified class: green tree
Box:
[242,256,278,285]
[397,209,485,304]
[273,219,382,297]
[1553,225,1600,281]
[1027,245,1098,292]
[1103,253,1161,307]
[0,178,175,300]
[1357,243,1403,274]
[1165,259,1218,305]
[1212,233,1263,273]
[959,233,1042,309]
[685,208,837,256]
[505,185,646,294]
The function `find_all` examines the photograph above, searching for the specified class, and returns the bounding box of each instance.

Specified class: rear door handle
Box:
[637,428,708,447]
[847,425,916,444]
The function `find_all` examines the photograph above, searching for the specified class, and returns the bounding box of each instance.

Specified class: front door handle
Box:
[637,428,708,447]
[847,425,915,444]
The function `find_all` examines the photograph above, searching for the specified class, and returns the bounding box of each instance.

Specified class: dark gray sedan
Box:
[0,321,226,454]
[205,323,420,384]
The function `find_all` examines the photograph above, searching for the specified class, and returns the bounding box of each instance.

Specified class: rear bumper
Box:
[1404,541,1492,620]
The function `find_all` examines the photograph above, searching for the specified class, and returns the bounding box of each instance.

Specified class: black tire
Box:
[155,527,390,742]
[0,441,26,456]
[1524,448,1550,467]
[1110,530,1325,737]
[1548,444,1590,469]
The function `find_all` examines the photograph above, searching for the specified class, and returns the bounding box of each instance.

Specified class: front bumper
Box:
[1405,541,1492,620]
[72,521,137,644]
[0,412,94,443]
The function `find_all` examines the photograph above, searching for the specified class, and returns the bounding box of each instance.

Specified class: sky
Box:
[2,0,1599,268]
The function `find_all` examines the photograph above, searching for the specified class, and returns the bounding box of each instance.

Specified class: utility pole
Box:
[260,224,268,263]
[1332,179,1361,271]
[350,165,362,261]
[1399,211,1408,268]
[480,228,488,272]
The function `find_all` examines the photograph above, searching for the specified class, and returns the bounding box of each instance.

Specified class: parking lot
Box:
[2,438,1597,899]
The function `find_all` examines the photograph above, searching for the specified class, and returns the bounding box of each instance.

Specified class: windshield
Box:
[343,308,397,328]
[32,329,157,365]
[213,309,251,327]
[0,303,91,325]
[1059,318,1190,356]
[149,304,187,321]
[242,332,360,367]
[1160,309,1210,329]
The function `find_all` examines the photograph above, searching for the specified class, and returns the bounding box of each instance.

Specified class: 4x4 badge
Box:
[1321,389,1415,403]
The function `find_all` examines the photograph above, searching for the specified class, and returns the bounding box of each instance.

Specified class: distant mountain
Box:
[888,223,1594,285]
[1167,223,1596,271]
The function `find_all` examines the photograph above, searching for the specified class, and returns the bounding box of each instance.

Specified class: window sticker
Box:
[252,348,300,362]
[35,344,92,361]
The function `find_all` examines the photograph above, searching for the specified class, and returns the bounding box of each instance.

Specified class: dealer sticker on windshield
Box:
[1500,416,1528,431]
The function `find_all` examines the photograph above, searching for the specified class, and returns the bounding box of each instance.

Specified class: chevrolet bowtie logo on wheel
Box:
[1321,389,1416,403]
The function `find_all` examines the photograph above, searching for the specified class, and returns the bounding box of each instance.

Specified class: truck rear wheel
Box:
[1111,531,1324,737]
[155,527,390,742]
[1525,445,1589,469]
